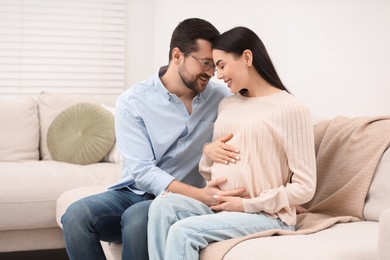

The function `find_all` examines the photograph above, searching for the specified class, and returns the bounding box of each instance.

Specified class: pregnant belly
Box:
[211,163,247,191]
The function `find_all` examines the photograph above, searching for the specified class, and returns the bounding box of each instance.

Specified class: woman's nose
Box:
[205,67,215,77]
[217,70,223,79]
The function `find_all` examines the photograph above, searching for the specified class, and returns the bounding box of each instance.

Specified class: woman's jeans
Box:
[61,188,154,260]
[148,193,295,260]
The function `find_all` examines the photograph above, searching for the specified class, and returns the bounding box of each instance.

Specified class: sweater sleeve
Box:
[243,104,317,214]
[199,154,212,181]
[198,98,228,181]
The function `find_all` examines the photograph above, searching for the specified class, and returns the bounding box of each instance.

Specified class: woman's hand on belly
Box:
[201,177,246,207]
[204,133,240,164]
[210,196,244,212]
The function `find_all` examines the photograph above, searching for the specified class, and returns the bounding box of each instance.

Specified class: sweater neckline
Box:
[236,90,287,101]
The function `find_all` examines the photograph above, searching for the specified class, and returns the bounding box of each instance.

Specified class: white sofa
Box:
[0,93,121,253]
[56,121,390,260]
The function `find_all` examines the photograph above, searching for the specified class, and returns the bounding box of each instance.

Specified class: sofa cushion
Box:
[37,92,118,160]
[47,103,115,165]
[97,222,379,260]
[216,222,378,260]
[0,96,39,161]
[0,161,120,231]
[364,147,390,221]
[56,185,108,228]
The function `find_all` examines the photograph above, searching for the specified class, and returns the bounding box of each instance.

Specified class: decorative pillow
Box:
[37,92,118,160]
[47,103,115,165]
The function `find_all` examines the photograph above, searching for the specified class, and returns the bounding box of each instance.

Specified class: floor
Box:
[0,249,69,260]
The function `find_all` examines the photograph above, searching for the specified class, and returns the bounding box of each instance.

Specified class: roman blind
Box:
[0,0,126,96]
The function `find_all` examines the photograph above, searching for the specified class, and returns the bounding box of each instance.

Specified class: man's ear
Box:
[172,47,183,65]
[243,49,253,67]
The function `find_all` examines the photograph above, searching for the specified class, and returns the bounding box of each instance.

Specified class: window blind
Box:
[0,0,126,96]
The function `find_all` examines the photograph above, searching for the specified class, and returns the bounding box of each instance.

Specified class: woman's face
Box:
[212,49,249,94]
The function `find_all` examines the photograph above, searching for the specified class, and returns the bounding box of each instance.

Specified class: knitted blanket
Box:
[200,116,390,260]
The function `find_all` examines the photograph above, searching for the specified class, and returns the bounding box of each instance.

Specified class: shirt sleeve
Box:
[243,105,317,214]
[115,95,175,196]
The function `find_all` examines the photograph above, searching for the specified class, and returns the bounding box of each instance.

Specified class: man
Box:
[61,18,243,260]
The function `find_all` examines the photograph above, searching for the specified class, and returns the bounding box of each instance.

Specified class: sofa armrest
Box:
[378,208,390,260]
[56,185,109,228]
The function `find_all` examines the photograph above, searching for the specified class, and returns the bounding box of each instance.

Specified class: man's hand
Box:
[204,133,240,164]
[201,177,246,207]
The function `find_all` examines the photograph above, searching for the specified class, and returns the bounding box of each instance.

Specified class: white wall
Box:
[127,0,390,118]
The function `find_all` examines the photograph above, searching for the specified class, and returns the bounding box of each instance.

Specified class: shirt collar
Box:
[154,67,208,102]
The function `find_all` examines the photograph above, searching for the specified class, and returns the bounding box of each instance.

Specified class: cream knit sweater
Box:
[199,91,316,225]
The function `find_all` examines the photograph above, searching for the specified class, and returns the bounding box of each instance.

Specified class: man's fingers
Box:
[210,204,221,211]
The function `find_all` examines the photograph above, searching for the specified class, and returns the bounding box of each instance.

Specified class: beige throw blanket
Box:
[201,116,390,260]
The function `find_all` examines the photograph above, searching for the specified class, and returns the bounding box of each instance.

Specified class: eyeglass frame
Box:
[185,53,216,72]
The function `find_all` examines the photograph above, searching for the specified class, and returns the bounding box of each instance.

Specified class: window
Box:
[0,0,126,96]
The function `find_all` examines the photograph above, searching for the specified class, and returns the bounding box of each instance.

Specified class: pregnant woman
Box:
[147,26,317,260]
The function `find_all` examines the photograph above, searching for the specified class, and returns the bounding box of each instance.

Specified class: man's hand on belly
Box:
[201,177,246,207]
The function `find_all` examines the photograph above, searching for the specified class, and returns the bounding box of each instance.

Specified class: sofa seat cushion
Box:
[0,161,120,231]
[99,222,378,260]
[56,185,108,228]
[214,221,378,260]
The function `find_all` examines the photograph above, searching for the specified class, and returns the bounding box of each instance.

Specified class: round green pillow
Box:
[47,103,115,165]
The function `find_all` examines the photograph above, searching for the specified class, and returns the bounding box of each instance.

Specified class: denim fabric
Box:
[148,193,294,260]
[62,189,154,260]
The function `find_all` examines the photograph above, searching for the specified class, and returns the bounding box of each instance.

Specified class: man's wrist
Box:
[167,180,204,203]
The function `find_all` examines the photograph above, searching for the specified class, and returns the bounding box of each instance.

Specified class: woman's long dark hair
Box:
[213,26,289,92]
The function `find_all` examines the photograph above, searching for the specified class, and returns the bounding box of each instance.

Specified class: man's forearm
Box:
[165,180,205,203]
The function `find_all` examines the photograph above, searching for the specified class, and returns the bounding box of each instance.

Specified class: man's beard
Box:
[178,67,209,94]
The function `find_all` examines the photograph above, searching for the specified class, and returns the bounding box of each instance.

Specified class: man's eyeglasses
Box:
[187,53,216,72]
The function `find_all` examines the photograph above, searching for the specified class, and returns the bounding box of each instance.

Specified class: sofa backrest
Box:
[0,96,39,161]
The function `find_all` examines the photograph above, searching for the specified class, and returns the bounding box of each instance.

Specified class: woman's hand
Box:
[202,178,246,207]
[210,196,244,212]
[204,133,240,164]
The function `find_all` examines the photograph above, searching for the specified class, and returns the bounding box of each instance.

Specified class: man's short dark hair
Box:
[168,18,220,61]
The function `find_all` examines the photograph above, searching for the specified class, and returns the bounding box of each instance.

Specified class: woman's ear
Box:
[243,49,253,67]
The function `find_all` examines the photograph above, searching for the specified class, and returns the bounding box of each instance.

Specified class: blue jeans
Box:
[148,193,295,260]
[61,188,154,260]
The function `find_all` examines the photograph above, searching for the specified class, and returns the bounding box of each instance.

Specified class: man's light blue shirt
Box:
[109,72,230,196]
